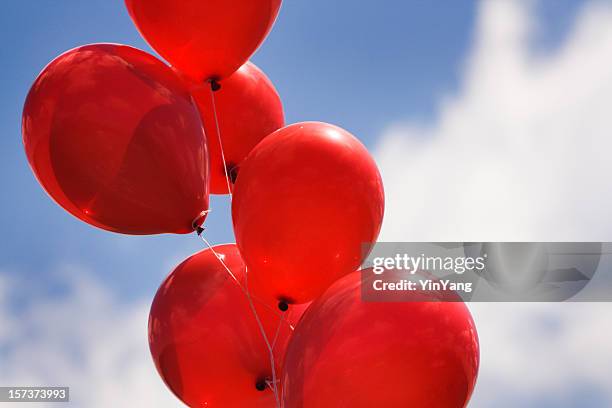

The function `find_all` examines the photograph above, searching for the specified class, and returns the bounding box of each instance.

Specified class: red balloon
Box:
[125,0,282,82]
[149,244,305,408]
[282,271,480,408]
[187,62,284,194]
[232,122,385,304]
[22,43,209,235]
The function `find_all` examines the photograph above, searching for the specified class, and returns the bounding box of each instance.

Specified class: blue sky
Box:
[0,0,480,299]
[3,1,612,407]
[0,0,586,298]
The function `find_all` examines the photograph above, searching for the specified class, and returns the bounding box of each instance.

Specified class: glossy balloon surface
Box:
[22,43,209,234]
[125,0,282,81]
[149,244,304,408]
[232,122,385,303]
[188,62,284,194]
[282,271,480,408]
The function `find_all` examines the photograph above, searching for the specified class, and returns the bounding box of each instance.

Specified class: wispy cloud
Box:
[0,266,180,407]
[375,0,612,406]
[3,1,612,407]
[470,302,612,407]
[377,0,612,241]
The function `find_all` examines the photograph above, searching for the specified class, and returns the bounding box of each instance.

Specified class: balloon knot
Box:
[255,379,267,392]
[196,226,205,236]
[226,163,239,184]
[278,300,289,312]
[210,79,221,92]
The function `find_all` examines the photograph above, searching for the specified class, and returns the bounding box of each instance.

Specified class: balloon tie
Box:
[208,79,234,197]
[197,233,283,407]
[278,300,289,312]
[192,209,212,234]
[210,79,221,92]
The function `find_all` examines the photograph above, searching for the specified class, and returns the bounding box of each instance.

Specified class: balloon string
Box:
[245,268,280,407]
[197,233,282,407]
[271,311,286,350]
[204,80,282,407]
[196,234,286,320]
[209,80,234,198]
[199,234,242,285]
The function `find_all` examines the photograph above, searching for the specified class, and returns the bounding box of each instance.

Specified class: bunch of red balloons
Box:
[22,1,479,407]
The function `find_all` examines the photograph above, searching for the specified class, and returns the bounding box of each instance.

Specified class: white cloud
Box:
[4,2,612,408]
[375,0,612,406]
[0,266,180,408]
[469,302,612,407]
[377,0,612,242]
